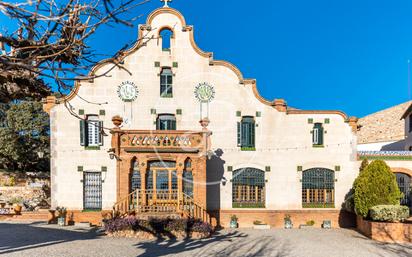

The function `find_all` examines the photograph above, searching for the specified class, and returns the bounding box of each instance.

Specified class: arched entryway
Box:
[146,160,178,204]
[395,173,411,207]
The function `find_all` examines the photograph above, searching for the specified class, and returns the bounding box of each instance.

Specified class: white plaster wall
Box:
[50,8,358,211]
[357,141,399,151]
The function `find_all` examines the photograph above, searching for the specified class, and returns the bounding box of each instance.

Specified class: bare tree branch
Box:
[0,0,151,103]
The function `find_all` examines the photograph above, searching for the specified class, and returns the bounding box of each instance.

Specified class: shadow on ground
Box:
[0,222,102,255]
[134,230,293,257]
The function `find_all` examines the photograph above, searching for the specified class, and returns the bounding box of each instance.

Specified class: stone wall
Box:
[0,186,50,210]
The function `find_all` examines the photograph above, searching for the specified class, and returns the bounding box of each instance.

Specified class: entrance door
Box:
[83,172,102,210]
[146,161,178,205]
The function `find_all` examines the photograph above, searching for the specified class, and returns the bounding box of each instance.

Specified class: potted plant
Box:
[284,214,293,229]
[299,220,315,229]
[230,215,238,228]
[56,207,67,226]
[10,197,23,215]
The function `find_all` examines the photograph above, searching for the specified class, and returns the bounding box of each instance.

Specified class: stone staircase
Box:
[113,189,213,225]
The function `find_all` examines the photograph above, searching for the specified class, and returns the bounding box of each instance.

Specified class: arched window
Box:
[160,68,173,97]
[183,158,193,197]
[302,168,334,208]
[156,114,176,130]
[232,168,265,208]
[395,173,411,206]
[312,123,324,146]
[160,28,173,51]
[130,158,141,192]
[237,116,255,150]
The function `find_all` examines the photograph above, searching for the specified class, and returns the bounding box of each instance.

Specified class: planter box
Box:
[253,224,270,230]
[299,225,315,229]
[357,216,412,243]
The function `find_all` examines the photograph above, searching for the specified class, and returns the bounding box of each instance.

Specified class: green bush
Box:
[369,205,410,222]
[354,160,402,218]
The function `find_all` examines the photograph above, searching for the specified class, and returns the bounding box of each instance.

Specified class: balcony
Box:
[357,151,412,161]
[118,130,206,153]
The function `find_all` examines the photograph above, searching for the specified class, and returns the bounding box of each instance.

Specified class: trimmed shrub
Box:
[369,205,410,222]
[103,217,213,237]
[354,160,402,218]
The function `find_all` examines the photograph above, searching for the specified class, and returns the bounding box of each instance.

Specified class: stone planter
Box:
[253,224,270,230]
[299,225,315,229]
[57,217,66,226]
[230,220,238,228]
[322,220,332,229]
[284,220,293,229]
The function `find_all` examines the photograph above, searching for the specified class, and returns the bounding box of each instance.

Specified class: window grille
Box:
[183,159,193,197]
[232,168,265,208]
[130,159,141,192]
[396,173,411,206]
[83,172,102,210]
[302,168,334,208]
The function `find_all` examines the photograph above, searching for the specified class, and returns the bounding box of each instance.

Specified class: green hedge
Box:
[369,205,410,222]
[354,160,402,218]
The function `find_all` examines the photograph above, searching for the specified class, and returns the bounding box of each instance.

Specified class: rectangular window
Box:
[160,68,173,97]
[80,115,103,147]
[312,123,324,146]
[156,114,176,130]
[239,117,255,150]
[83,172,102,210]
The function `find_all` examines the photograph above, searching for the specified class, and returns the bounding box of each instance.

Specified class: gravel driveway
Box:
[0,221,410,257]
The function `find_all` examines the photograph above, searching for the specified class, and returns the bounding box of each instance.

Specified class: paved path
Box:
[0,221,411,257]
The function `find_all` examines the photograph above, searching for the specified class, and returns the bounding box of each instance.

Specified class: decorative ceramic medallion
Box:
[117,81,138,102]
[194,82,215,103]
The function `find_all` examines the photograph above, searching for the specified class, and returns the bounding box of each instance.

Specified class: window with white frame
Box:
[80,115,103,147]
[312,123,324,146]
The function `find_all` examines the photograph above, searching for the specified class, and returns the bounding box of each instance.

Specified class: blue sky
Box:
[2,0,412,117]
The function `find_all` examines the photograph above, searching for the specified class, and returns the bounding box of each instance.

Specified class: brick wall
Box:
[218,209,356,228]
[357,216,412,243]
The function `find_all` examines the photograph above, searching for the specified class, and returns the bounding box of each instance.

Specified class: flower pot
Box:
[253,224,270,230]
[58,217,66,226]
[13,204,22,215]
[284,220,293,229]
[230,220,238,228]
[0,202,6,208]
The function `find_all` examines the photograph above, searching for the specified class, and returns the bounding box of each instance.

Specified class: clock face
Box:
[117,81,138,102]
[194,82,215,103]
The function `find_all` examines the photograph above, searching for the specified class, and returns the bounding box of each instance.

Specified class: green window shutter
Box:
[98,121,104,146]
[318,125,324,145]
[237,122,241,146]
[80,119,86,146]
[251,121,255,147]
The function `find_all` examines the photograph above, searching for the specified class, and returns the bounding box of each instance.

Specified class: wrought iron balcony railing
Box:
[117,130,207,153]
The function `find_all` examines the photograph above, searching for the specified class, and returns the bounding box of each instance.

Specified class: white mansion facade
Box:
[44,6,363,227]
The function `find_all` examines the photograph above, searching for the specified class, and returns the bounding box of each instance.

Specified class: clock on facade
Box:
[117,81,138,102]
[194,82,215,103]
